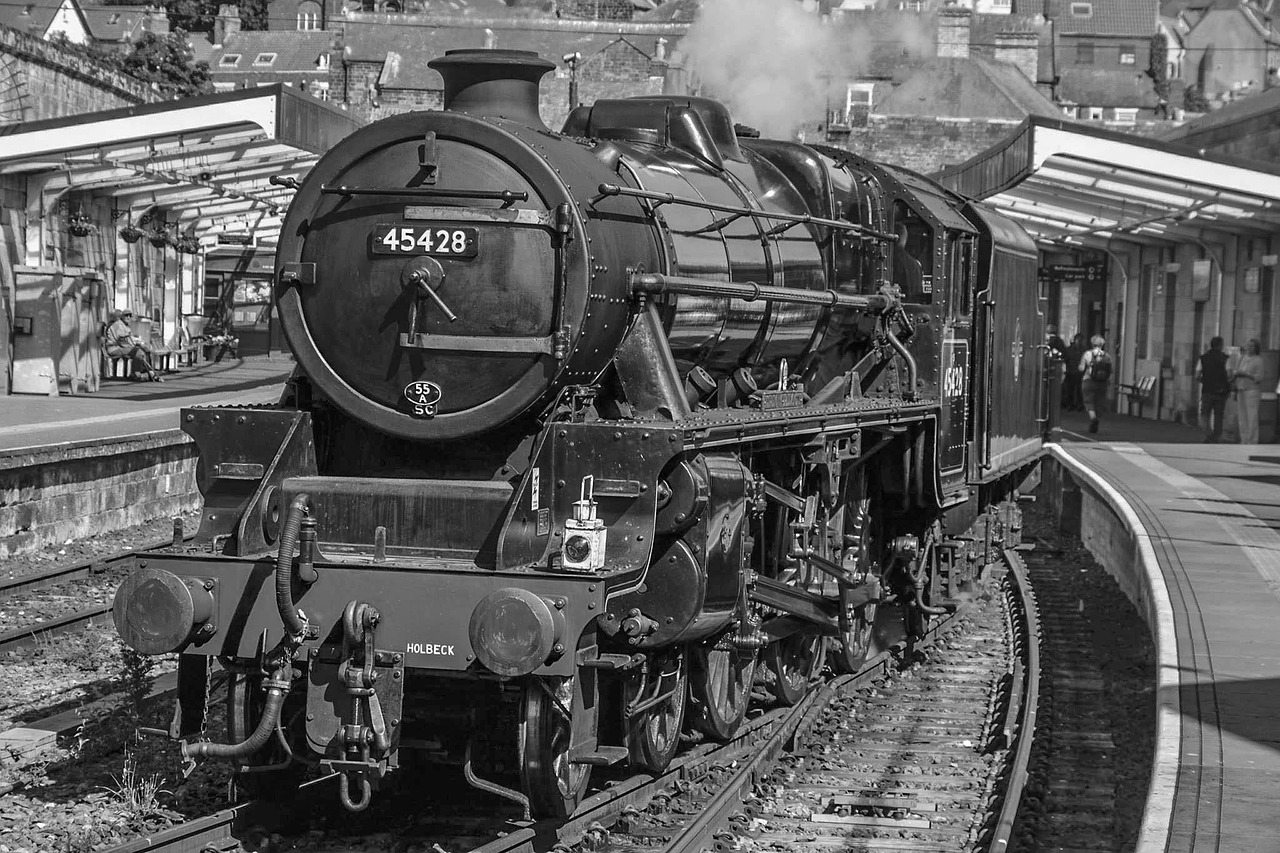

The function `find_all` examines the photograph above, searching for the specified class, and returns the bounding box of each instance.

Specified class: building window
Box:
[1070,1,1091,15]
[297,0,321,30]
[253,52,277,66]
[1076,43,1094,64]
[219,54,241,67]
[846,83,873,110]
[1119,44,1136,65]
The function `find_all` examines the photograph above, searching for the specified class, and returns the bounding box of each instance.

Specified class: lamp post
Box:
[563,52,583,111]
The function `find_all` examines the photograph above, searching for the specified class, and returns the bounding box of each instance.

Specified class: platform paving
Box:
[0,355,294,456]
[1061,435,1280,852]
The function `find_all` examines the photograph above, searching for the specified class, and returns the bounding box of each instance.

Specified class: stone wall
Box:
[0,23,160,123]
[1040,451,1159,632]
[0,432,198,559]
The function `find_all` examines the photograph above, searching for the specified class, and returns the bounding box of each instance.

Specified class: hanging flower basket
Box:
[175,236,201,254]
[119,224,144,243]
[148,229,171,248]
[68,214,96,238]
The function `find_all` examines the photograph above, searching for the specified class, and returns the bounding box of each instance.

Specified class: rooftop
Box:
[875,55,1060,119]
[1050,0,1159,36]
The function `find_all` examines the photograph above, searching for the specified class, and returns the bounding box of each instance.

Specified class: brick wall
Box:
[834,115,1023,175]
[0,23,159,122]
[0,433,198,559]
[545,39,664,129]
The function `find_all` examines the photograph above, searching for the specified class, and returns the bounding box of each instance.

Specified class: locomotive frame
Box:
[112,49,1051,818]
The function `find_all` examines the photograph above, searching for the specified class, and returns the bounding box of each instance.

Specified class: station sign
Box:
[1038,261,1106,284]
[217,234,255,247]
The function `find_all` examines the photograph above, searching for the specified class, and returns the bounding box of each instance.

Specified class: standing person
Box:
[1233,338,1264,444]
[1078,335,1112,434]
[104,309,163,382]
[1046,325,1068,361]
[1195,336,1232,443]
[1064,333,1086,411]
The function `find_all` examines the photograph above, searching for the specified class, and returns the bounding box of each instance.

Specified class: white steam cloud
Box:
[680,0,867,138]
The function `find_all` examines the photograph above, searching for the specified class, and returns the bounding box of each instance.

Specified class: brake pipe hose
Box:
[276,494,312,642]
[182,667,290,760]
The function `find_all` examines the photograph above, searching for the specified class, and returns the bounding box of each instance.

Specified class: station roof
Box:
[0,84,360,247]
[934,116,1280,249]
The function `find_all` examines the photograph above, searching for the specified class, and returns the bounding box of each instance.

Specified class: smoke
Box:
[680,0,867,138]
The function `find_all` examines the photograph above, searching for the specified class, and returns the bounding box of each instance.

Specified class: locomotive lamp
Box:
[113,567,214,655]
[562,475,606,572]
[468,587,564,677]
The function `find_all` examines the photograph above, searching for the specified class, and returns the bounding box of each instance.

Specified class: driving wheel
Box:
[688,640,757,741]
[520,675,591,818]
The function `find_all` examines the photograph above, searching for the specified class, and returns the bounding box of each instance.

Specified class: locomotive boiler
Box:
[112,49,1049,818]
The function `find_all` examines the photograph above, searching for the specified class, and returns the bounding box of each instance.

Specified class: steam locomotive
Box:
[112,49,1048,817]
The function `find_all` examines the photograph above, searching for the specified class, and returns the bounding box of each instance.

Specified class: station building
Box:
[938,98,1280,436]
[0,85,358,396]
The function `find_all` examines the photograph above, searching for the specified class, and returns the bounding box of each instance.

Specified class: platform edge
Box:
[1048,443,1178,853]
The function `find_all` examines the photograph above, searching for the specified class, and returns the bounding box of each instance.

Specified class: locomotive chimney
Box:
[428,49,555,130]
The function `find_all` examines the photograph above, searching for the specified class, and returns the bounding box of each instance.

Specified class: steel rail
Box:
[106,775,339,853]
[0,603,115,654]
[0,534,196,653]
[659,607,968,853]
[0,533,187,601]
[989,549,1042,851]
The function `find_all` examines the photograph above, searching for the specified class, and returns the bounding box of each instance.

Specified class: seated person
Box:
[205,314,241,363]
[104,309,163,382]
[893,223,925,299]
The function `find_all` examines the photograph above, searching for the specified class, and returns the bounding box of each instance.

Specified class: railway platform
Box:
[0,356,294,559]
[1048,421,1280,852]
[0,355,293,457]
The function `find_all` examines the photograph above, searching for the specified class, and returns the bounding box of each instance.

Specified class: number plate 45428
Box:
[370,223,478,258]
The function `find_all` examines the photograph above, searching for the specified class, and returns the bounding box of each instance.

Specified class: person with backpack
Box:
[1078,335,1111,434]
[1195,336,1232,443]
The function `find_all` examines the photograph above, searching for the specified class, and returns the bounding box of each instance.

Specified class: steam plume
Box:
[680,0,864,138]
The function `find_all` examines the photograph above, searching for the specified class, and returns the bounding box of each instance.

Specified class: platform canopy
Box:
[0,85,360,247]
[935,117,1280,250]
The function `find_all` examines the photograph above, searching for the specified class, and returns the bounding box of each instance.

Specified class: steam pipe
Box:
[884,328,918,402]
[181,668,290,761]
[276,494,312,642]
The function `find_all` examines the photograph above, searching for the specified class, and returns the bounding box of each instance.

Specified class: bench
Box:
[1120,374,1159,417]
[103,353,133,380]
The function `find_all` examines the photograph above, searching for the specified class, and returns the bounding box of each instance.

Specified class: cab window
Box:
[892,200,933,303]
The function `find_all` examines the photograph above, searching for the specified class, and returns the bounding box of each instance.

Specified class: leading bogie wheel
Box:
[688,640,757,742]
[626,649,687,773]
[520,675,591,818]
[226,670,307,802]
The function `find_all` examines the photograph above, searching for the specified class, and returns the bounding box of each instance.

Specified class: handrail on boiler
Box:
[593,184,897,241]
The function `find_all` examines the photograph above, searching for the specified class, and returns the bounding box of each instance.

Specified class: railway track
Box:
[99,548,1041,853]
[0,531,190,655]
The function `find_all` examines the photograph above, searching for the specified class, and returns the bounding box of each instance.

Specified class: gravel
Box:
[0,511,233,853]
